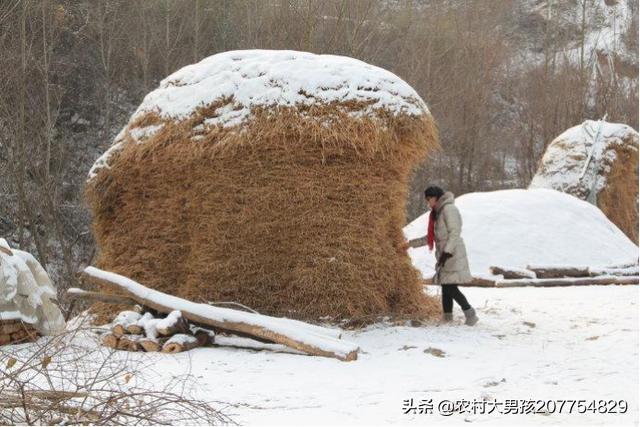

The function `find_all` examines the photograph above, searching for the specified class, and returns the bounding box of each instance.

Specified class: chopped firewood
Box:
[118,335,143,351]
[156,311,190,336]
[162,334,200,353]
[101,333,119,349]
[126,324,144,335]
[80,267,359,361]
[112,324,127,337]
[139,337,165,352]
[192,327,215,347]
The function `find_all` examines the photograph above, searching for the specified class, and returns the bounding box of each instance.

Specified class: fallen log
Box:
[162,334,200,353]
[526,265,590,278]
[80,267,359,361]
[589,265,639,277]
[423,276,496,287]
[489,266,536,279]
[496,275,639,288]
[68,288,340,342]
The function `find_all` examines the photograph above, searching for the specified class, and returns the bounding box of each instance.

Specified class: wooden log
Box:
[156,313,190,336]
[139,337,165,352]
[101,333,119,349]
[496,275,639,288]
[490,266,536,279]
[526,265,591,278]
[162,334,200,353]
[80,267,359,361]
[118,335,142,351]
[112,324,127,337]
[589,265,639,277]
[192,327,215,347]
[423,276,496,287]
[126,324,144,335]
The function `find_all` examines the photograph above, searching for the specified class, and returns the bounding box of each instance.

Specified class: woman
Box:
[404,186,479,325]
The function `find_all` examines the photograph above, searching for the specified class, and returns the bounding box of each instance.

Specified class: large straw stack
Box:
[530,120,638,244]
[86,50,440,324]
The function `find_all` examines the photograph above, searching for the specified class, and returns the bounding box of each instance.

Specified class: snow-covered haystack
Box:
[529,120,639,243]
[86,50,439,323]
[404,189,638,279]
[0,238,65,342]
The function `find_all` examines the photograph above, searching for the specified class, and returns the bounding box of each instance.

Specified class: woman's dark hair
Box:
[424,185,444,199]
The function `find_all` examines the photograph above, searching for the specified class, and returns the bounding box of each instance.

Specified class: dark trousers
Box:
[441,284,471,313]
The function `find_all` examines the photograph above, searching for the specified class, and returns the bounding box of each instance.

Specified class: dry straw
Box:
[86,99,441,325]
[597,140,638,244]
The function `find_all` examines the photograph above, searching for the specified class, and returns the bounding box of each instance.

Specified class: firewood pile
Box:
[72,266,359,361]
[100,309,216,353]
[0,320,39,345]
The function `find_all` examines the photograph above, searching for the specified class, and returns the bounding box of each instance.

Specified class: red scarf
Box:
[427,209,436,251]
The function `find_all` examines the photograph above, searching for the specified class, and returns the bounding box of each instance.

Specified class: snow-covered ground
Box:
[32,285,632,425]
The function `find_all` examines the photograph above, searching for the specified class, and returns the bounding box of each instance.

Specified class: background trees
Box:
[0,0,637,306]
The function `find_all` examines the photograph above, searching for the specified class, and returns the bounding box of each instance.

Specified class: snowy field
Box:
[53,284,636,425]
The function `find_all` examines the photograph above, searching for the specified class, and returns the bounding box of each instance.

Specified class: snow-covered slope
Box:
[529,120,638,203]
[403,189,638,279]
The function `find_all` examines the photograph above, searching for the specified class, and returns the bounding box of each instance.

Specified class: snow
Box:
[165,333,197,346]
[403,189,638,280]
[88,49,429,180]
[12,284,634,424]
[529,120,638,203]
[112,310,141,327]
[0,243,65,334]
[155,310,182,330]
[83,266,359,359]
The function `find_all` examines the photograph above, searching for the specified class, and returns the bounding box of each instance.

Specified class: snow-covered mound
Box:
[0,238,65,334]
[403,189,638,279]
[529,120,638,202]
[89,49,430,180]
[138,49,429,123]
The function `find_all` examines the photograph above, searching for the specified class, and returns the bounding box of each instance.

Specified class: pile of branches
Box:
[0,326,234,425]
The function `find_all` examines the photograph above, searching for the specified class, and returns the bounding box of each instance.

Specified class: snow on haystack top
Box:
[88,50,429,180]
[529,120,638,200]
[136,49,429,123]
[404,189,638,280]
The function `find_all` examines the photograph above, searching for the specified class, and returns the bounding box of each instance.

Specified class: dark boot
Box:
[463,308,479,326]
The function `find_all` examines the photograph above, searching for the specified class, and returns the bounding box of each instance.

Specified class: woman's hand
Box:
[437,252,453,267]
